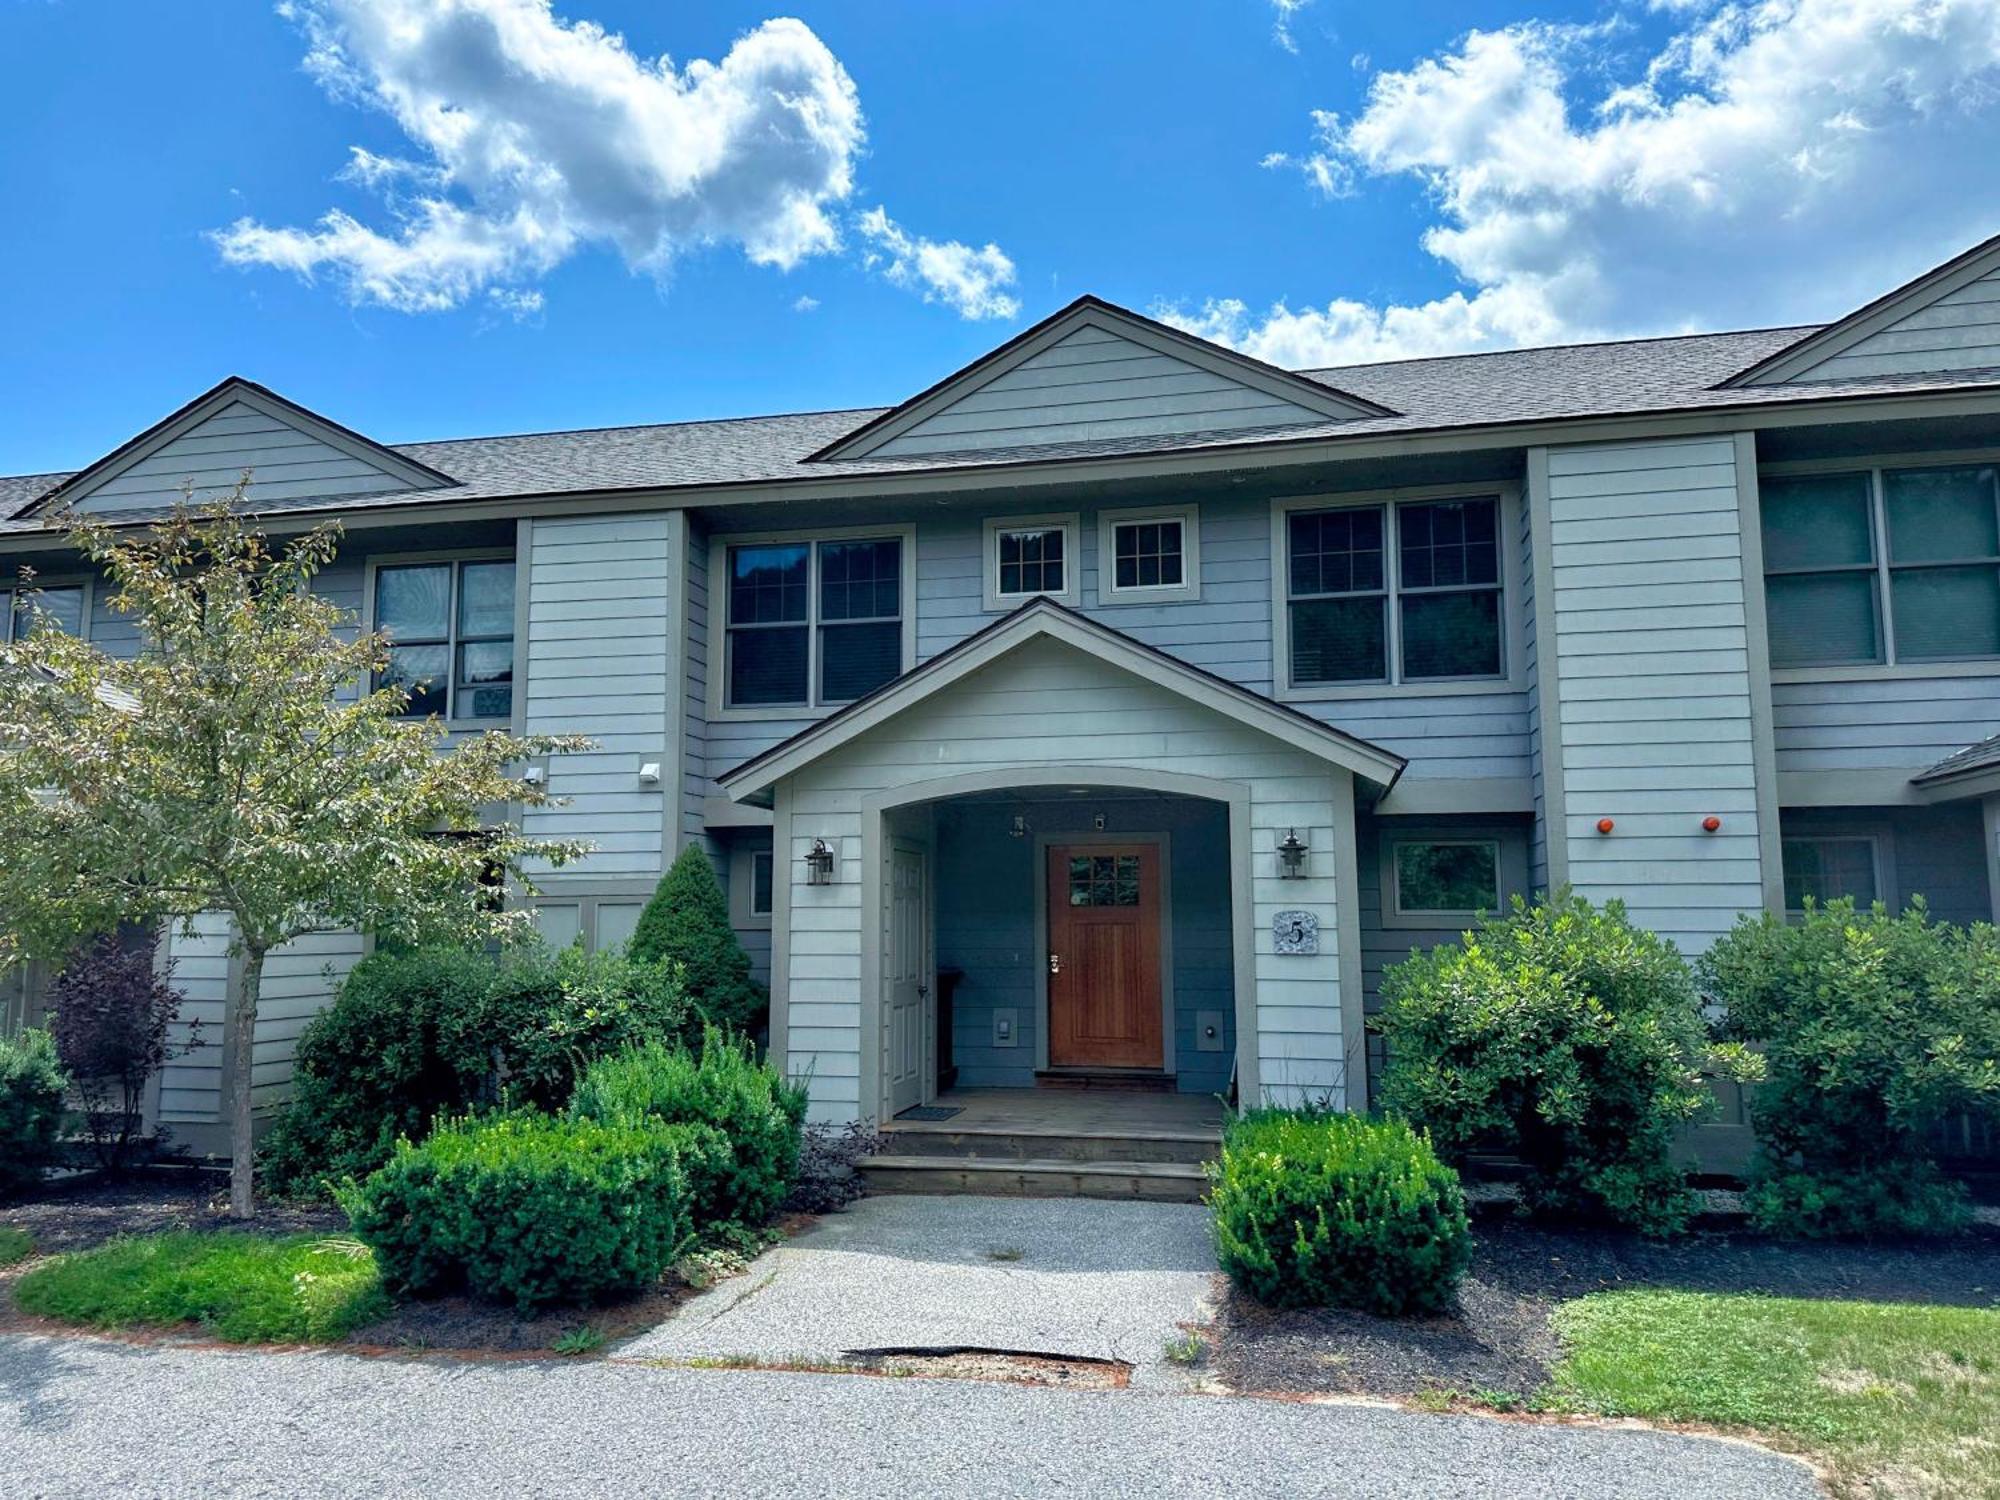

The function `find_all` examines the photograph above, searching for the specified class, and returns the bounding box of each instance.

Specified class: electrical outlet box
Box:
[1196,1010,1224,1052]
[992,1008,1019,1047]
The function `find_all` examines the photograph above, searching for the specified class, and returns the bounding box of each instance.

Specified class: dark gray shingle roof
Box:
[5,321,1995,533]
[1914,732,2000,786]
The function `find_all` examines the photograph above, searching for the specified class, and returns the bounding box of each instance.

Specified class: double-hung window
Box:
[1286,496,1504,687]
[1762,463,2000,669]
[724,534,906,709]
[1,583,83,642]
[374,558,516,721]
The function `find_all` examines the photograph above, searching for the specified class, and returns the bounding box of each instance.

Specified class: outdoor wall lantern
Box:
[804,838,836,885]
[1009,814,1030,840]
[1277,827,1309,879]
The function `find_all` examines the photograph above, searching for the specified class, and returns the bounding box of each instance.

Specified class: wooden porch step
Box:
[859,1154,1210,1203]
[877,1123,1219,1166]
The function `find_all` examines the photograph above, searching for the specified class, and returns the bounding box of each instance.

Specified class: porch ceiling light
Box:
[804,837,836,885]
[1277,827,1308,879]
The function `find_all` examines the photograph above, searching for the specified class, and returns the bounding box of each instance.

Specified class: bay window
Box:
[1762,463,2000,669]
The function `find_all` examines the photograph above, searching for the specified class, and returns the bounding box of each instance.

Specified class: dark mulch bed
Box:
[1214,1212,2000,1402]
[1,1168,345,1254]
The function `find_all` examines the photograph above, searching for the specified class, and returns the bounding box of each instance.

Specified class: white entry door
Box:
[886,845,929,1116]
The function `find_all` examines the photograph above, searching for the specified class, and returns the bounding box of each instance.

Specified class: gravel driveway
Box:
[0,1331,1820,1499]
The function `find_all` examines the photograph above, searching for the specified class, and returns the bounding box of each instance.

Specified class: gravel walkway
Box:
[622,1194,1220,1387]
[0,1332,1820,1499]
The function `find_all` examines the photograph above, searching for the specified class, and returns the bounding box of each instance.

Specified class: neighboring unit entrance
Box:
[1046,844,1164,1069]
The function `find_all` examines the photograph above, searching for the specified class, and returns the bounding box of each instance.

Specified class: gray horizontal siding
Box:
[872,327,1327,457]
[1805,269,2000,382]
[1773,675,2000,773]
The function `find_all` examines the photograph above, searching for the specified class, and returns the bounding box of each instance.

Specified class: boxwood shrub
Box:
[0,1028,67,1199]
[1209,1110,1470,1315]
[341,1112,695,1310]
[571,1030,808,1236]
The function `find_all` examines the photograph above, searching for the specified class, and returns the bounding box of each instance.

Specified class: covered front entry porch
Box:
[718,601,1406,1189]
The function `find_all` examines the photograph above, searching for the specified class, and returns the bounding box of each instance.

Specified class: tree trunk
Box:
[227,945,266,1218]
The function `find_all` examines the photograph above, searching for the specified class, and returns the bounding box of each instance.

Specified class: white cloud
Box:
[214,1,1015,322]
[792,294,820,313]
[1178,0,2000,364]
[856,207,1020,320]
[1270,0,1312,53]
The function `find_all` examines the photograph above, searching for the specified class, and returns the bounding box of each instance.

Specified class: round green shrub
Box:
[0,1028,67,1199]
[1377,891,1736,1236]
[497,943,693,1111]
[1209,1111,1470,1315]
[1702,899,2000,1239]
[341,1112,694,1311]
[571,1029,807,1236]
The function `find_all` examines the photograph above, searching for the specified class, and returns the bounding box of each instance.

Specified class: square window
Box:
[998,527,1065,597]
[373,558,515,720]
[1781,837,1879,910]
[723,534,907,709]
[1113,519,1184,591]
[1290,595,1387,683]
[1394,841,1501,916]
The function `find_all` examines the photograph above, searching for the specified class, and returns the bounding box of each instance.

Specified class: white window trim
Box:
[706,524,918,723]
[1271,484,1524,702]
[982,512,1081,612]
[1,574,91,643]
[1761,450,2000,683]
[361,548,517,726]
[729,840,776,930]
[1778,825,1893,915]
[1095,504,1201,605]
[1382,835,1506,927]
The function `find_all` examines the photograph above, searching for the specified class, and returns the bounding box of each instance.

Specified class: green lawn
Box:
[1545,1289,2000,1498]
[13,1231,390,1344]
[0,1226,32,1268]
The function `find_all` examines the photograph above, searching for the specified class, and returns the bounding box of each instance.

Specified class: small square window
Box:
[984,515,1079,609]
[1100,507,1200,602]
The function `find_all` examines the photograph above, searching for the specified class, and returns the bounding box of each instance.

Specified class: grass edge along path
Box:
[1543,1288,2000,1498]
[12,1230,389,1344]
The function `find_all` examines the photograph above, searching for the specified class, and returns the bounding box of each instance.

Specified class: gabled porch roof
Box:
[717,598,1407,802]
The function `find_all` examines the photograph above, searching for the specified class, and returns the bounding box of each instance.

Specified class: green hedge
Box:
[1702,899,2000,1238]
[262,943,692,1197]
[1376,892,1744,1236]
[0,1029,67,1199]
[342,1112,694,1310]
[571,1030,807,1236]
[1209,1111,1470,1315]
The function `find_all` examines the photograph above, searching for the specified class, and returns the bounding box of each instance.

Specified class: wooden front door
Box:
[1046,844,1163,1070]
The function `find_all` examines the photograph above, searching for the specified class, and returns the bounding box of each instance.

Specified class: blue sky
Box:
[4,0,2000,476]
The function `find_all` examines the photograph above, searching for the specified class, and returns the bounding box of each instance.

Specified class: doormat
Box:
[897,1105,963,1121]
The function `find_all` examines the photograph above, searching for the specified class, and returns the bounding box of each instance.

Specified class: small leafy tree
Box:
[1702,898,2000,1237]
[0,1029,67,1198]
[0,497,590,1215]
[1376,891,1758,1235]
[47,935,198,1173]
[627,844,765,1033]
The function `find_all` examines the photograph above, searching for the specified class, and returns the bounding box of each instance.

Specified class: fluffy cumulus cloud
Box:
[1173,0,2000,366]
[857,208,1020,320]
[215,0,1013,319]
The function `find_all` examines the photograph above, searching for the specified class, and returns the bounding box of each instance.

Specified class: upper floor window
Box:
[1762,463,2000,669]
[983,514,1079,610]
[1099,505,1200,603]
[1286,496,1504,686]
[2,584,83,642]
[725,535,905,709]
[374,558,515,721]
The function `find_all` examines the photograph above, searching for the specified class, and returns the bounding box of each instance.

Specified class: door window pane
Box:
[1890,566,2000,660]
[1884,466,2000,563]
[1290,595,1386,683]
[1068,854,1141,907]
[1402,590,1502,679]
[1395,842,1500,914]
[1765,572,1882,668]
[1113,520,1184,590]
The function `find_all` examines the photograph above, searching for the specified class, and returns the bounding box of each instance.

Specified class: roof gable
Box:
[1726,233,2000,388]
[811,296,1394,462]
[41,378,454,515]
[719,598,1406,798]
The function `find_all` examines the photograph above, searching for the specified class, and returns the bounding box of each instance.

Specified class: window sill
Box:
[982,590,1080,614]
[1770,660,2000,685]
[711,703,834,724]
[1096,584,1202,607]
[1278,675,1524,703]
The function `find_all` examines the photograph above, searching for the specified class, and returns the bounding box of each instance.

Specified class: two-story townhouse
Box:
[6,233,2000,1179]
